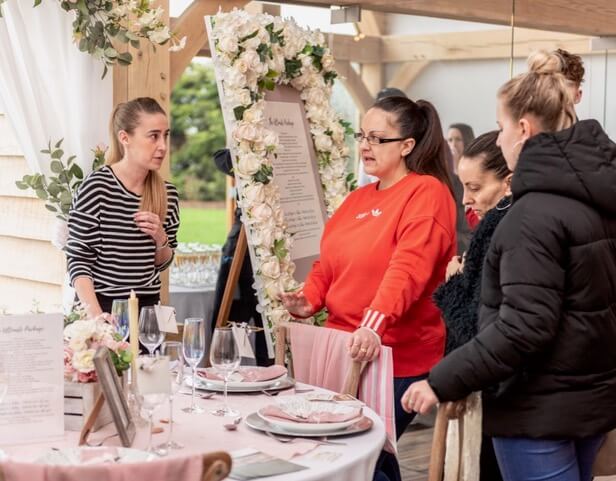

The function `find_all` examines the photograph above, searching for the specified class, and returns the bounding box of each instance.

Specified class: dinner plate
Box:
[256,410,358,433]
[245,412,373,438]
[35,447,154,465]
[186,375,295,393]
[196,367,287,389]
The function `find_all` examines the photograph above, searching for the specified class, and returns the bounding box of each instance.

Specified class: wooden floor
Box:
[397,423,616,481]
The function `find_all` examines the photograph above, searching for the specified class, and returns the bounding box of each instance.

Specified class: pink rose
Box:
[64,346,75,376]
[77,371,97,383]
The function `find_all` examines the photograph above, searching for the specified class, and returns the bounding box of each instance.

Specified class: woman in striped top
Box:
[66,97,180,318]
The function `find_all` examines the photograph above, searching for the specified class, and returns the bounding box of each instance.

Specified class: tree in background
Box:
[171,62,226,201]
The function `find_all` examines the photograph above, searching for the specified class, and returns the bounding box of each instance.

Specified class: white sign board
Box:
[0,314,64,444]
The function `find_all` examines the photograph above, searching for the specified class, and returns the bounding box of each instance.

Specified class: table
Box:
[3,384,386,481]
[169,284,216,326]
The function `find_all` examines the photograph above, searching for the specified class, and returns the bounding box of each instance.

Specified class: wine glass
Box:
[209,327,240,417]
[111,299,130,341]
[158,341,184,450]
[139,390,169,454]
[182,318,205,414]
[139,306,164,356]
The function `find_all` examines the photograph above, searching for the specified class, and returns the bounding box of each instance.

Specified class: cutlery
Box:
[179,390,216,399]
[263,430,346,446]
[223,416,243,431]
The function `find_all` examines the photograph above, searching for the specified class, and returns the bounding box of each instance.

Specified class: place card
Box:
[231,323,255,359]
[230,448,307,480]
[136,356,171,395]
[154,304,178,334]
[0,314,64,444]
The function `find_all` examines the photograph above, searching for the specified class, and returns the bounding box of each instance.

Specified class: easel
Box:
[78,393,106,446]
[215,225,248,328]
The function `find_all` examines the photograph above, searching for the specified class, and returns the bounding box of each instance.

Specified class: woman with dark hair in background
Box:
[434,130,511,481]
[447,122,478,252]
[66,97,180,317]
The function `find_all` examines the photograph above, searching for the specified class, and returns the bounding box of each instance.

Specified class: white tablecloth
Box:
[169,284,216,326]
[2,383,386,481]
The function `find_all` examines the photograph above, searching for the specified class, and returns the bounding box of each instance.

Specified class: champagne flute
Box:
[139,306,164,356]
[140,391,168,454]
[158,341,184,449]
[210,327,240,417]
[111,299,130,341]
[182,318,205,414]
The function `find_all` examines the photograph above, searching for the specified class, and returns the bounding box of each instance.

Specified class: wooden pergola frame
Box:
[113,0,614,302]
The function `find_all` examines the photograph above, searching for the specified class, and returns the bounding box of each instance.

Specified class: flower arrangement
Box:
[63,318,132,383]
[0,0,185,77]
[209,10,354,330]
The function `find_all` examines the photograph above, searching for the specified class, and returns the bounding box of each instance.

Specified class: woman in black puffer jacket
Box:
[403,51,616,481]
[433,131,511,481]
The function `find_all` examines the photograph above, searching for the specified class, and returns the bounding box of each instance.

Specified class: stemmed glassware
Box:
[136,356,169,455]
[182,318,205,414]
[157,341,184,450]
[110,299,130,341]
[210,327,240,417]
[139,306,164,356]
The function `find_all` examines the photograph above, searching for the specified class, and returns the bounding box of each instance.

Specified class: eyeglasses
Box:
[353,132,405,145]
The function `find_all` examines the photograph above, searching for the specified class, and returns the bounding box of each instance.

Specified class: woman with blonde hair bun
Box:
[66,97,180,318]
[403,50,616,481]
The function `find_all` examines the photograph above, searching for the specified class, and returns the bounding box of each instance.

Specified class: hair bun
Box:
[527,50,565,75]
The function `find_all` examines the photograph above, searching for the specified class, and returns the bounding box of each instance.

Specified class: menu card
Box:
[0,314,64,444]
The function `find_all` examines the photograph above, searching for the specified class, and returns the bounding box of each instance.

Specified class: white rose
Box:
[264,279,283,299]
[244,35,261,50]
[228,88,251,107]
[234,58,249,74]
[314,133,333,152]
[237,153,262,176]
[243,103,264,124]
[225,68,246,89]
[72,349,96,373]
[268,308,291,325]
[240,50,261,69]
[250,203,273,223]
[219,37,239,54]
[64,319,96,341]
[242,182,265,204]
[261,258,281,279]
[262,130,278,148]
[233,122,261,143]
[322,53,335,70]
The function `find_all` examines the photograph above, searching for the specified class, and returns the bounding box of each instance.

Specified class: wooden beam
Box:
[387,61,430,92]
[169,0,249,88]
[360,63,383,98]
[357,10,386,36]
[276,0,616,36]
[336,61,374,114]
[381,28,593,63]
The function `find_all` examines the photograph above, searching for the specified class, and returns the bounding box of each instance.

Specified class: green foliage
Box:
[170,63,227,202]
[176,208,226,245]
[15,140,105,221]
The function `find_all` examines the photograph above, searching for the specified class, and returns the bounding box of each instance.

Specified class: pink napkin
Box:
[198,365,287,382]
[259,404,362,424]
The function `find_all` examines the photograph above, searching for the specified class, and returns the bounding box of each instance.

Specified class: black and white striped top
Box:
[65,166,180,298]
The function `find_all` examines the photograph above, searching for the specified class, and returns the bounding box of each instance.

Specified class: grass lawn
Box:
[177,207,227,245]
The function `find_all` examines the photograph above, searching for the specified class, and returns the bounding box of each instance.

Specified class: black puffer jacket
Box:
[429,119,616,439]
[434,196,511,355]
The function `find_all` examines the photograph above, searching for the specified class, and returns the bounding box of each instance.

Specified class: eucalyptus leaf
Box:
[15,181,28,190]
[50,160,64,173]
[35,189,48,200]
[54,139,64,149]
[45,204,58,213]
[70,164,84,179]
[51,149,64,160]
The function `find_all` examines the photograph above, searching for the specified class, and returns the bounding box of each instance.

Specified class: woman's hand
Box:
[401,380,439,414]
[279,291,314,318]
[134,211,167,247]
[347,327,381,362]
[445,255,464,281]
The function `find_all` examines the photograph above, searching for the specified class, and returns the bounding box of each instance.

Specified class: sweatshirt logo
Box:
[356,209,383,219]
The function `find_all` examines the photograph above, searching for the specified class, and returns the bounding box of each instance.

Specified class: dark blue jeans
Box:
[373,374,429,481]
[492,435,605,481]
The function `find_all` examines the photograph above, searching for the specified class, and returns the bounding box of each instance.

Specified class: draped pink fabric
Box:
[1,452,204,481]
[287,323,396,453]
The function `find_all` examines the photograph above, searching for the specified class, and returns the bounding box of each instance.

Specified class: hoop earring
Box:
[496,198,512,211]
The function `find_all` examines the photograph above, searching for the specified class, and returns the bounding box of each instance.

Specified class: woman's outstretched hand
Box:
[279,290,314,318]
[401,380,439,414]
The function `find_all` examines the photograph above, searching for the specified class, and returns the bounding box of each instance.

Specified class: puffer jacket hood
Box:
[512,119,616,215]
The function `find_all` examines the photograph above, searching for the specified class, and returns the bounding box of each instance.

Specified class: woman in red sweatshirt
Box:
[281,95,457,440]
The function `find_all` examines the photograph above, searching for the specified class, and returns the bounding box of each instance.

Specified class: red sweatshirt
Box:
[303,173,457,377]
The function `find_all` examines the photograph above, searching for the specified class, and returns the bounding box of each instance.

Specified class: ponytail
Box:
[373,96,454,196]
[107,97,168,221]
